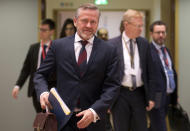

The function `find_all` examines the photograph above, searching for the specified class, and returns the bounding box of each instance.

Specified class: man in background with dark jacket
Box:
[12,19,56,113]
[148,20,178,131]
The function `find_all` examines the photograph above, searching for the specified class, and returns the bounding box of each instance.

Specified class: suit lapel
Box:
[136,38,143,68]
[33,43,40,69]
[151,43,165,73]
[82,36,99,77]
[118,36,125,76]
[68,36,81,77]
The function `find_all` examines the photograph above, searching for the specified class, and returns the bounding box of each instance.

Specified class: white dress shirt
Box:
[121,32,143,87]
[74,33,94,63]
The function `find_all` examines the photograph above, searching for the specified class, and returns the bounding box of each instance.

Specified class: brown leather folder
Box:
[33,112,57,131]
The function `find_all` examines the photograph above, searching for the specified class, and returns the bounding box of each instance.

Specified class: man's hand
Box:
[146,100,155,111]
[40,92,52,110]
[12,88,19,99]
[76,109,94,129]
[107,109,111,113]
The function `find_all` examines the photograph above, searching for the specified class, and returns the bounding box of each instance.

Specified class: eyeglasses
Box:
[128,22,143,28]
[153,31,166,35]
[39,28,50,32]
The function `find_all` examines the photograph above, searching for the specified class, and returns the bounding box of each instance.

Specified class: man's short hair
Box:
[75,3,100,19]
[123,9,144,23]
[149,20,167,32]
[41,18,55,30]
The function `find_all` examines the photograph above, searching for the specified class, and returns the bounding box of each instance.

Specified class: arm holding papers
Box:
[48,88,71,115]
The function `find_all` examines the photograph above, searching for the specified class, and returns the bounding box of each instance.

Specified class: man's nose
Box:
[86,22,92,28]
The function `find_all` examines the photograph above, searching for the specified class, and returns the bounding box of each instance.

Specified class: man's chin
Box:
[81,34,93,40]
[157,42,164,45]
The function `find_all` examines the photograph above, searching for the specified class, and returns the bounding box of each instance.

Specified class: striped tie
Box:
[129,39,136,88]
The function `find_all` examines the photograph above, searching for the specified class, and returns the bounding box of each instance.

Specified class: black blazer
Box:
[34,35,120,131]
[149,43,178,107]
[109,35,156,105]
[16,43,56,97]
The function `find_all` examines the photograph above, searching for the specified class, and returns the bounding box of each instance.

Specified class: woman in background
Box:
[59,18,76,38]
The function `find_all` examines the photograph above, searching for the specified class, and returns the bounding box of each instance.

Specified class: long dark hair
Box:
[59,18,76,38]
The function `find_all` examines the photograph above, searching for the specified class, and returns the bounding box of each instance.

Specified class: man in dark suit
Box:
[34,3,120,131]
[109,9,155,131]
[148,20,178,131]
[12,19,56,113]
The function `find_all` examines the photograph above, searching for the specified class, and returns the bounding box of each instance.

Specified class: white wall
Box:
[0,0,38,130]
[178,0,190,116]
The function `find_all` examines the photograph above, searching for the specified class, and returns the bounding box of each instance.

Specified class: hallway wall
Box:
[0,0,38,130]
[178,0,190,116]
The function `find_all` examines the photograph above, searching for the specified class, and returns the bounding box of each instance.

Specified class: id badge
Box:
[167,69,174,77]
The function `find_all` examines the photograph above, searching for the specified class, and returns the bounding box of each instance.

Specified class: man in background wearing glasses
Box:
[109,9,156,131]
[148,20,178,131]
[12,19,56,113]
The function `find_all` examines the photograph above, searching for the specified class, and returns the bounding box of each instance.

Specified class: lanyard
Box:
[122,37,136,67]
[41,41,52,60]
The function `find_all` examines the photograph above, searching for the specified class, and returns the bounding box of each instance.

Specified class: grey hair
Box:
[75,3,101,19]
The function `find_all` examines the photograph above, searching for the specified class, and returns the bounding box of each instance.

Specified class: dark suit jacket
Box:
[34,35,120,131]
[108,35,156,105]
[149,43,178,107]
[16,43,56,97]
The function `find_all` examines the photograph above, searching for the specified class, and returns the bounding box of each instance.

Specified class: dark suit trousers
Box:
[112,87,148,131]
[61,112,87,131]
[149,94,171,131]
[32,92,42,113]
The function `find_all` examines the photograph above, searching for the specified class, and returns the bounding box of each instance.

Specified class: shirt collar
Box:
[40,40,51,46]
[122,32,136,43]
[152,40,165,50]
[75,32,94,45]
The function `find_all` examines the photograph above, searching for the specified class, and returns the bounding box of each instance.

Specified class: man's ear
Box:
[73,18,77,27]
[150,31,153,37]
[123,21,129,29]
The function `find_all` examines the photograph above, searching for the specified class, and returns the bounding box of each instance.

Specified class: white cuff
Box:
[14,85,20,89]
[89,108,100,123]
[40,92,49,99]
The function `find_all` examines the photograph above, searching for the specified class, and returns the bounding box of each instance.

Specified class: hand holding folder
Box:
[48,88,71,115]
[48,88,72,131]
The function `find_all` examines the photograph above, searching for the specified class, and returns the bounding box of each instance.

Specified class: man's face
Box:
[39,24,54,41]
[151,25,166,45]
[125,17,143,39]
[74,9,99,40]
